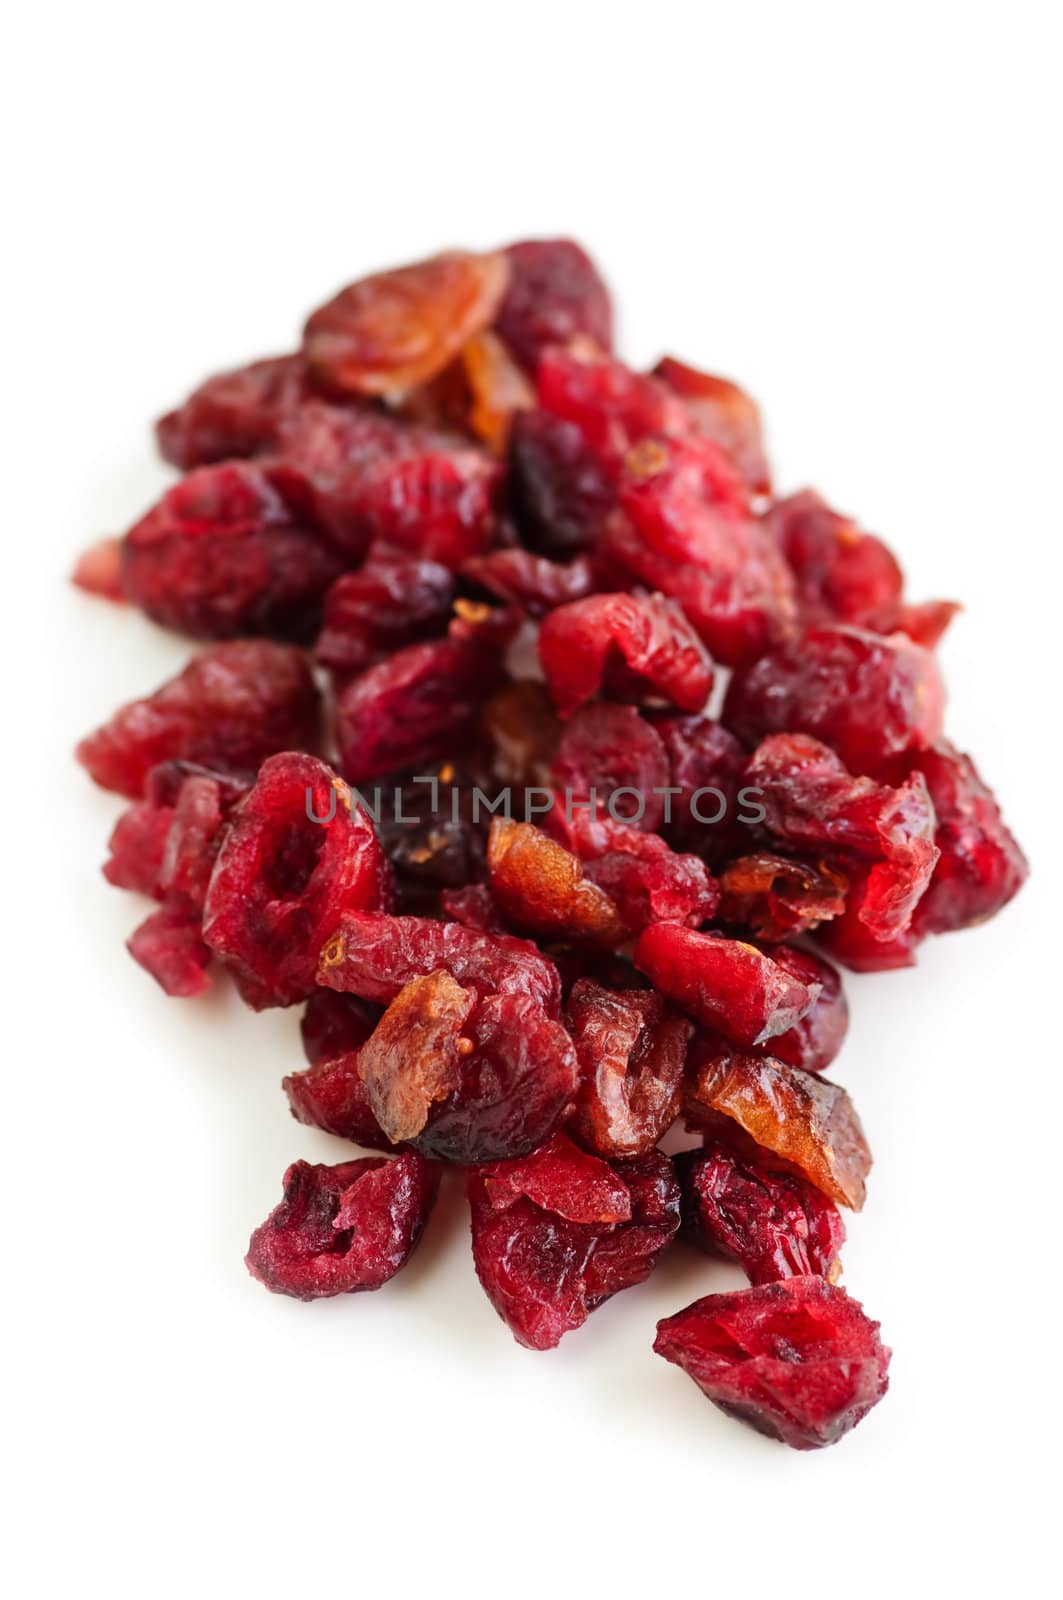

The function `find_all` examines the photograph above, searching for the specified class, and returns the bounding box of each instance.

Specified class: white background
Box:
[7,4,1061,1596]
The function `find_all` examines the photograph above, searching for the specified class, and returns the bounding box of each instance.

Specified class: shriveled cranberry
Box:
[487,819,626,945]
[76,640,319,799]
[336,611,514,784]
[718,853,849,943]
[341,449,499,569]
[613,435,796,664]
[677,1141,845,1285]
[815,875,924,972]
[120,462,342,641]
[202,753,390,1009]
[303,251,510,397]
[72,536,125,602]
[538,592,714,717]
[567,979,691,1157]
[724,624,945,777]
[300,990,380,1068]
[357,970,479,1143]
[507,409,616,557]
[440,882,507,934]
[537,347,688,463]
[313,557,455,675]
[653,357,771,495]
[155,353,312,468]
[495,239,613,374]
[651,713,748,857]
[103,798,175,897]
[461,548,596,615]
[127,904,212,999]
[685,1047,871,1209]
[654,1277,890,1449]
[468,1138,680,1349]
[747,733,939,940]
[246,1150,440,1300]
[285,992,392,1149]
[768,491,904,630]
[551,805,719,934]
[551,703,671,831]
[634,926,819,1049]
[318,912,562,1017]
[761,947,849,1076]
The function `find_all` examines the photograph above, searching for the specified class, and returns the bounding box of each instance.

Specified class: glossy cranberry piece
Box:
[634,926,819,1048]
[763,947,849,1076]
[724,624,945,777]
[468,1138,680,1349]
[245,1150,440,1300]
[313,557,455,675]
[340,448,499,569]
[357,970,479,1143]
[652,357,771,495]
[461,548,596,615]
[303,250,510,397]
[76,640,319,799]
[768,491,904,630]
[551,703,671,831]
[567,979,691,1157]
[539,592,714,718]
[653,1277,890,1449]
[551,805,719,934]
[677,1141,845,1285]
[120,462,342,641]
[537,347,689,463]
[495,239,613,374]
[155,353,311,469]
[487,819,626,945]
[202,753,390,1009]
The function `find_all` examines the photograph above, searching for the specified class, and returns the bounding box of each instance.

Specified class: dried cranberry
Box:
[313,556,455,675]
[120,462,343,641]
[440,882,507,934]
[634,926,819,1049]
[482,680,561,789]
[468,1137,680,1348]
[651,713,748,857]
[761,947,849,1076]
[550,805,719,934]
[537,347,688,463]
[246,1150,440,1299]
[340,448,500,569]
[202,753,390,1009]
[653,357,771,495]
[487,819,626,945]
[103,798,175,897]
[724,624,945,777]
[495,239,613,374]
[653,1277,890,1449]
[284,992,392,1150]
[717,853,849,943]
[677,1141,845,1285]
[300,990,380,1068]
[126,904,212,999]
[303,251,510,397]
[567,979,691,1157]
[538,592,714,718]
[155,353,312,469]
[461,548,596,615]
[551,703,671,831]
[76,640,319,799]
[507,409,616,557]
[769,491,904,630]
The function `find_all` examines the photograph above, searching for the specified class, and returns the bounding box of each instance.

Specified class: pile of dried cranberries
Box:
[74,240,1027,1450]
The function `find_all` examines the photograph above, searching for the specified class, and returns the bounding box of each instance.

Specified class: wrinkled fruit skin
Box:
[634,925,819,1049]
[469,1136,680,1348]
[246,1150,440,1299]
[285,991,393,1150]
[495,239,613,374]
[677,1142,845,1285]
[76,640,319,798]
[538,591,714,717]
[653,1277,890,1449]
[567,979,691,1157]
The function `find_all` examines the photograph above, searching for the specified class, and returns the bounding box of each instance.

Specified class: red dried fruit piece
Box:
[685,1048,870,1209]
[72,536,125,602]
[245,1150,440,1300]
[718,853,849,943]
[651,713,748,857]
[891,598,960,650]
[286,992,392,1150]
[487,818,625,944]
[303,250,510,398]
[760,946,849,1076]
[747,733,939,940]
[507,409,616,557]
[724,624,945,778]
[76,640,320,799]
[357,970,478,1143]
[479,1132,631,1222]
[335,614,514,784]
[538,592,714,718]
[440,882,507,934]
[344,449,500,569]
[202,753,390,1009]
[551,803,719,934]
[567,979,691,1157]
[127,903,212,998]
[103,798,175,897]
[768,491,904,630]
[634,926,819,1049]
[653,357,771,495]
[468,1141,680,1349]
[613,434,796,665]
[318,912,562,1018]
[537,346,689,463]
[551,703,671,831]
[677,1141,845,1286]
[495,239,613,375]
[313,556,455,675]
[461,548,596,615]
[907,740,1029,937]
[653,1277,889,1449]
[814,873,923,972]
[155,353,312,469]
[120,462,343,641]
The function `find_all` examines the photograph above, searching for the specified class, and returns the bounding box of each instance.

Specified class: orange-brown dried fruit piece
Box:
[566,979,691,1157]
[487,818,626,944]
[685,1049,871,1210]
[357,969,478,1144]
[303,251,510,398]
